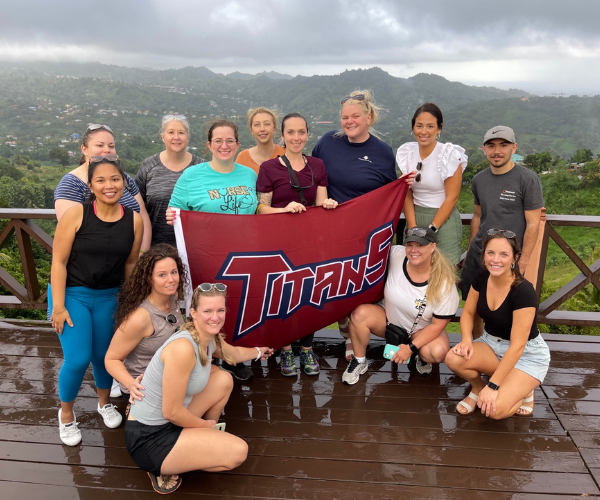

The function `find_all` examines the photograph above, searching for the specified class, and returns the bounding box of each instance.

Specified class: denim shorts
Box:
[474,331,551,383]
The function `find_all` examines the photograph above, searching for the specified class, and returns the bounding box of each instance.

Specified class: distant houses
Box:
[512,154,524,165]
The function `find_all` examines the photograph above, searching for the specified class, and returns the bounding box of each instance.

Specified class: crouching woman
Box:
[122,283,274,494]
[342,226,459,384]
[445,229,550,419]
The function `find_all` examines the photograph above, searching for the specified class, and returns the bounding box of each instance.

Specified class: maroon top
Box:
[256,155,329,208]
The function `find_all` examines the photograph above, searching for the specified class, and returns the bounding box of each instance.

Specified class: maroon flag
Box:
[174,179,408,349]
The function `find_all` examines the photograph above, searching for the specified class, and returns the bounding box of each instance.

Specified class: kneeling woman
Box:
[123,284,273,494]
[105,243,186,401]
[445,230,550,419]
[343,226,458,385]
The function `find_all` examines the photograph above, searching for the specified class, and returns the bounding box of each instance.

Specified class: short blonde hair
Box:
[246,107,280,132]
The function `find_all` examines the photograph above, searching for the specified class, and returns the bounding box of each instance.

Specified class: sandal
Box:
[516,392,534,416]
[456,391,479,415]
[147,472,182,495]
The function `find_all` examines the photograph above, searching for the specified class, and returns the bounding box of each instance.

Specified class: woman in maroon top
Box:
[256,112,337,376]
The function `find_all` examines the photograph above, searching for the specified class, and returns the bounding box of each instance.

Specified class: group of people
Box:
[48,89,550,494]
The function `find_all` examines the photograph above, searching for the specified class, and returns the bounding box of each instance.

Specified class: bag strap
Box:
[280,154,307,206]
[408,291,427,336]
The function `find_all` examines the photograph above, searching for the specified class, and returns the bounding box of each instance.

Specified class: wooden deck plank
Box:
[2,326,600,499]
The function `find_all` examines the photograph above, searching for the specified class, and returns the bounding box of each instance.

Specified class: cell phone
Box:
[214,422,226,432]
[383,344,410,364]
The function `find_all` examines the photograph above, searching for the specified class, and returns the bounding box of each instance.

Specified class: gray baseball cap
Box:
[483,125,516,144]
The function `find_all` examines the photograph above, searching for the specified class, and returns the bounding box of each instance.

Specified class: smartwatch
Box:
[408,343,419,355]
[428,223,438,233]
[486,381,500,391]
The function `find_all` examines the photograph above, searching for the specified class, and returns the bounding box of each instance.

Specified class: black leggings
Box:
[300,333,315,348]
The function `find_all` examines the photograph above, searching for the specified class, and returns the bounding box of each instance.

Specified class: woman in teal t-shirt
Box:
[169,120,258,215]
[168,120,258,381]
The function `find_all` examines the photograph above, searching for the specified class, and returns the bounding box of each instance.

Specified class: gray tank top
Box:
[121,295,184,394]
[130,330,215,426]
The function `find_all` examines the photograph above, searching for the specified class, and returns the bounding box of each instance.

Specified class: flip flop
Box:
[456,391,479,415]
[147,472,182,495]
[516,393,534,416]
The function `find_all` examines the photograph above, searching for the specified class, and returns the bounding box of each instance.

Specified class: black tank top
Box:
[66,203,135,289]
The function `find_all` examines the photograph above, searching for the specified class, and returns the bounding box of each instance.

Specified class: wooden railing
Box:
[0,210,599,326]
[0,209,55,309]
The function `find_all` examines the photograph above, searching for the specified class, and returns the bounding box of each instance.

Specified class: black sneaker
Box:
[220,362,253,380]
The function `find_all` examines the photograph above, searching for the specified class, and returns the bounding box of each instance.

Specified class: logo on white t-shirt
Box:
[358,156,372,163]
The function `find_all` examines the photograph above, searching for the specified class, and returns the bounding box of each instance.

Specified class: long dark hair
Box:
[411,102,443,130]
[481,233,525,288]
[115,244,188,328]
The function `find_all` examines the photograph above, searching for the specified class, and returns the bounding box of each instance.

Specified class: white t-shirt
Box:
[396,142,468,208]
[381,246,459,334]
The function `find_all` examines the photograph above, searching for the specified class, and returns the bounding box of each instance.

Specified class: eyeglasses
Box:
[89,154,120,166]
[415,162,423,182]
[165,313,178,325]
[211,139,237,146]
[340,93,366,105]
[197,282,227,292]
[289,163,314,192]
[487,228,516,239]
[86,124,113,134]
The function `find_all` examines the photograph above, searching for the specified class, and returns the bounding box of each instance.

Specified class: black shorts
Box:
[460,247,482,300]
[124,419,183,476]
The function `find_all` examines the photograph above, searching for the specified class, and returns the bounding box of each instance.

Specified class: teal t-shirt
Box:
[169,162,258,214]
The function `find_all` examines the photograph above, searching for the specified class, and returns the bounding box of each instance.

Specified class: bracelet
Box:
[53,308,66,314]
[140,249,146,253]
[255,347,262,361]
[256,204,264,214]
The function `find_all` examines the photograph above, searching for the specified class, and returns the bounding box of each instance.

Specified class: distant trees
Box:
[48,148,71,168]
[523,152,552,173]
[570,148,594,164]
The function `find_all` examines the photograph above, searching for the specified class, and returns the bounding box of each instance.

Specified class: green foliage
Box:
[48,148,71,167]
[523,151,552,173]
[570,148,594,163]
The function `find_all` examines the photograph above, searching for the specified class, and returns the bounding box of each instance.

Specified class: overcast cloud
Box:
[0,0,599,95]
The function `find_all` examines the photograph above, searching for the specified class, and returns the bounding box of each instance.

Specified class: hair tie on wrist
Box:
[255,347,261,361]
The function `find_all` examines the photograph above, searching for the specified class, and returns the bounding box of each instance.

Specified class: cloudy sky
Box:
[1,0,598,95]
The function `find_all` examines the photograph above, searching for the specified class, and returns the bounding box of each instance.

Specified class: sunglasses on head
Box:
[197,282,227,292]
[487,228,516,239]
[164,113,186,121]
[340,93,366,105]
[89,155,120,167]
[415,162,423,182]
[86,124,113,134]
[404,227,430,238]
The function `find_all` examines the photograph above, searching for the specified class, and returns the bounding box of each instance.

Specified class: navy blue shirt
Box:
[312,130,396,204]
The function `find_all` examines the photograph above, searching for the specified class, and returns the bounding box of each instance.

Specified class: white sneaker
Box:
[98,403,123,428]
[415,354,433,375]
[58,408,82,446]
[110,379,122,398]
[342,357,368,385]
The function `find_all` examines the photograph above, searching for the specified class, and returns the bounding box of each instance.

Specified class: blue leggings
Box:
[54,286,119,402]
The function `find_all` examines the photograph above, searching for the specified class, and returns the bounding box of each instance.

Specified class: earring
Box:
[511,263,515,269]
[436,133,441,140]
[411,131,415,138]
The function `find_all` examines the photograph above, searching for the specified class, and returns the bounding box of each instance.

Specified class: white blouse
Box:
[396,142,468,208]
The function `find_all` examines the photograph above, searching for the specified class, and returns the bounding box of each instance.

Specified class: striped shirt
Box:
[54,173,141,212]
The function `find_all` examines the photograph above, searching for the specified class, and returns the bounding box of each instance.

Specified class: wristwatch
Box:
[428,223,438,233]
[408,343,419,355]
[486,381,500,391]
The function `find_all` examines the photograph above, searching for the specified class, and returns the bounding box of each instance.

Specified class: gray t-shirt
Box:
[135,153,205,246]
[130,330,214,426]
[471,164,544,251]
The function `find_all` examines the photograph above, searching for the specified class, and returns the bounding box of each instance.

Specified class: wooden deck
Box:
[1,323,600,499]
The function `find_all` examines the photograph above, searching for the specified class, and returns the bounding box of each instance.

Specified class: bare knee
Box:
[214,369,234,397]
[424,343,449,364]
[444,350,462,370]
[350,305,371,328]
[224,438,248,470]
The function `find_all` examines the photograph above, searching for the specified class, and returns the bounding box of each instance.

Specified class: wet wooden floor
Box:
[1,322,600,499]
